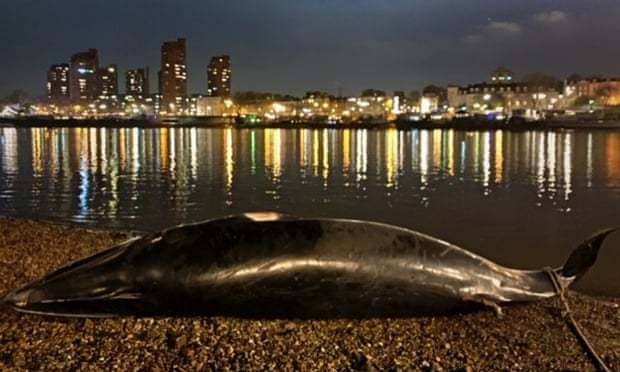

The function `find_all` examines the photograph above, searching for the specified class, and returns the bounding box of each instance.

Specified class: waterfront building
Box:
[300,92,336,119]
[126,68,150,100]
[342,96,387,120]
[95,64,118,100]
[420,95,439,114]
[159,38,187,113]
[448,69,562,118]
[207,56,231,97]
[564,78,620,106]
[448,82,562,117]
[196,96,230,116]
[47,64,70,104]
[237,99,297,120]
[69,49,99,102]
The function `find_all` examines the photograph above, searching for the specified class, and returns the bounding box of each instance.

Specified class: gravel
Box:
[0,217,618,371]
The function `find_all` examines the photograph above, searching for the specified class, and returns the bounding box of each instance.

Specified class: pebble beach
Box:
[0,217,618,371]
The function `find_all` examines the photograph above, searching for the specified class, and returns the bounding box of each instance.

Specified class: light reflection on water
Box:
[1,127,620,295]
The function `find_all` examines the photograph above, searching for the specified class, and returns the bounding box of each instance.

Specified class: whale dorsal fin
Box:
[243,211,297,222]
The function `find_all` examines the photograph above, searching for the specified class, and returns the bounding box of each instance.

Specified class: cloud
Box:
[486,21,522,34]
[532,10,568,24]
[462,20,522,44]
[462,34,483,44]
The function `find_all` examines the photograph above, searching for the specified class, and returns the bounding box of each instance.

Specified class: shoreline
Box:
[3,117,620,131]
[0,217,618,370]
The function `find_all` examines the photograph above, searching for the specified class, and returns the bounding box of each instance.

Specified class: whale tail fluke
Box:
[560,228,618,285]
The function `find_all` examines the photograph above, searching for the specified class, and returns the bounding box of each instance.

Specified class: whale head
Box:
[2,237,154,317]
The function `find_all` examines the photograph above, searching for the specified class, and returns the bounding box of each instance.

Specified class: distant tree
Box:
[361,89,386,98]
[0,89,31,105]
[595,86,613,105]
[422,85,446,96]
[422,85,447,104]
[408,90,421,100]
[522,73,562,90]
[234,91,299,103]
[566,73,583,83]
[234,91,267,102]
[304,91,332,99]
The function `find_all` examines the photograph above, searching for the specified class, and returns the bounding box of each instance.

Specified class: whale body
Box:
[2,213,616,318]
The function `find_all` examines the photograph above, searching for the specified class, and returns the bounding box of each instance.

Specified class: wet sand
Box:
[0,217,618,371]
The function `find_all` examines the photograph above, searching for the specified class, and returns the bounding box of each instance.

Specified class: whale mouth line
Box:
[3,288,143,309]
[9,306,118,318]
[36,294,143,304]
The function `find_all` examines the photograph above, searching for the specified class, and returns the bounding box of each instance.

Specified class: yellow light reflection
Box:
[546,132,557,188]
[342,129,350,172]
[32,128,43,175]
[605,134,620,188]
[160,128,169,172]
[420,130,429,185]
[562,133,572,201]
[482,132,490,188]
[355,129,368,182]
[586,133,593,188]
[312,130,320,176]
[322,129,329,182]
[386,129,397,187]
[432,129,442,171]
[119,128,127,172]
[446,130,454,176]
[494,131,503,184]
[88,128,97,171]
[169,128,176,173]
[190,128,197,178]
[299,129,308,168]
[536,132,545,195]
[225,127,234,204]
[0,128,18,175]
[264,128,281,180]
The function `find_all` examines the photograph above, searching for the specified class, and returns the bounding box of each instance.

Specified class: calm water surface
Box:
[1,126,619,295]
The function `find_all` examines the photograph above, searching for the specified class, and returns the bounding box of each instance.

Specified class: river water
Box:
[1,126,619,295]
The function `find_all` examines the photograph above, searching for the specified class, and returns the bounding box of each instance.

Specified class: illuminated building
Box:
[236,100,297,120]
[126,68,150,99]
[207,55,231,97]
[95,64,118,100]
[70,49,99,102]
[449,82,562,116]
[47,64,70,104]
[564,78,620,106]
[196,96,236,116]
[447,69,562,117]
[420,95,438,114]
[159,38,187,113]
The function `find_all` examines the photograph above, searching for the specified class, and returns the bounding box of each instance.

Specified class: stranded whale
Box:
[2,212,616,318]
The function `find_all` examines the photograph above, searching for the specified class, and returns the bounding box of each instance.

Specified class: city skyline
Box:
[2,1,620,98]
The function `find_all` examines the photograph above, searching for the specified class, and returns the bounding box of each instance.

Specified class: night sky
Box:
[2,0,620,97]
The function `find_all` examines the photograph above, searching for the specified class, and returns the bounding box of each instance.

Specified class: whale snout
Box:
[3,287,37,308]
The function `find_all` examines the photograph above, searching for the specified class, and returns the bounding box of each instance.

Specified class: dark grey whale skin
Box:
[3,213,616,318]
